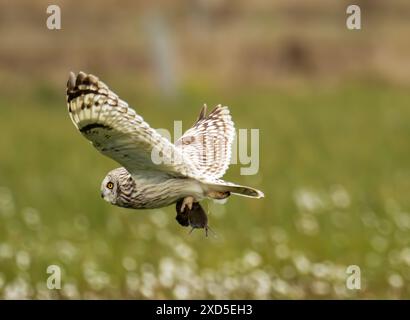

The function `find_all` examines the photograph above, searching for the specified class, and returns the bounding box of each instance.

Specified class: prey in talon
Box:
[176,199,211,236]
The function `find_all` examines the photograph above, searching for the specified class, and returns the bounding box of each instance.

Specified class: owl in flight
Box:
[66,72,264,235]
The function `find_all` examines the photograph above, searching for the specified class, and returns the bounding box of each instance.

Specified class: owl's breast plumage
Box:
[116,171,204,209]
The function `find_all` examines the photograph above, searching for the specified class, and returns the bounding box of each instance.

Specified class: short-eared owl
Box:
[66,72,263,234]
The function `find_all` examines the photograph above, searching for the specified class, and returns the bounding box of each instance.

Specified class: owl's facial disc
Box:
[100,175,118,204]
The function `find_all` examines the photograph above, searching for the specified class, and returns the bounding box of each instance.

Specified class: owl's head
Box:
[101,173,120,204]
[100,167,136,209]
[100,167,131,205]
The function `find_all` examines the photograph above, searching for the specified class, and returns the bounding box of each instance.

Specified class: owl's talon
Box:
[180,196,195,213]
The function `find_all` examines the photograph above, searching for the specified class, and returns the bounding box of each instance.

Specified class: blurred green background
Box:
[1,0,410,299]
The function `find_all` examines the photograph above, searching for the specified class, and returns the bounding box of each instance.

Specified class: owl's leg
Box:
[179,196,195,213]
[175,197,196,227]
[175,199,189,227]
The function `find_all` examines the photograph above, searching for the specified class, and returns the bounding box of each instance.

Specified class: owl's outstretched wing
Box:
[175,104,235,180]
[66,71,197,178]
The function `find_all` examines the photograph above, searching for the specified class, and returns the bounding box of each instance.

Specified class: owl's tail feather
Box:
[203,180,264,199]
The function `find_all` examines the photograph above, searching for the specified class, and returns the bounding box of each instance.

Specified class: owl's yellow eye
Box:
[106,182,114,189]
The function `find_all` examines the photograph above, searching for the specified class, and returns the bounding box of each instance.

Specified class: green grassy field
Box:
[1,79,410,298]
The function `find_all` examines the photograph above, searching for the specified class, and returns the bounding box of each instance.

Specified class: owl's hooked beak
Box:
[100,191,104,198]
